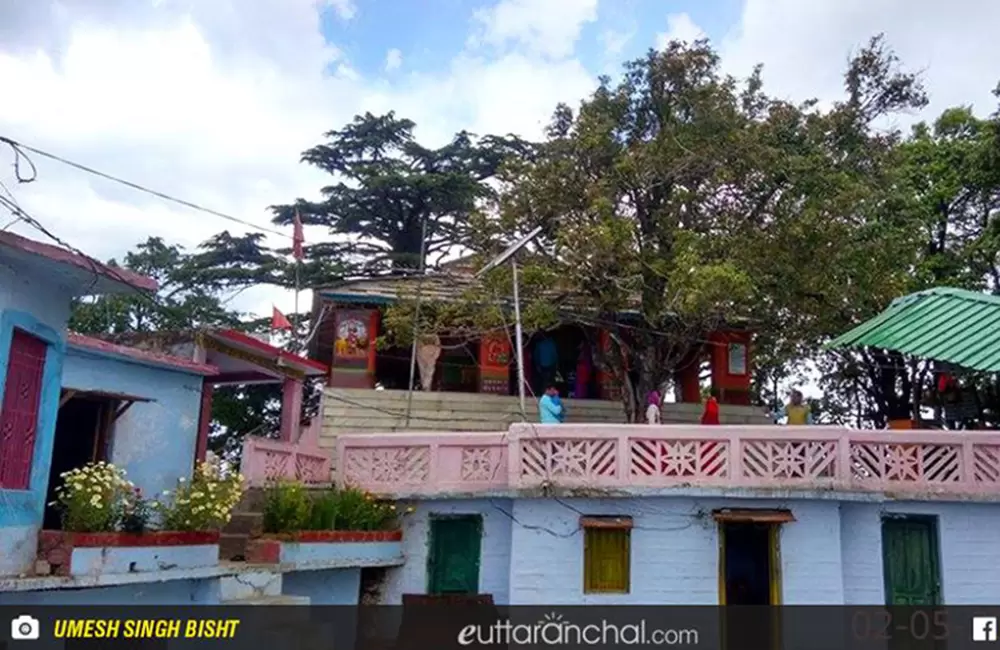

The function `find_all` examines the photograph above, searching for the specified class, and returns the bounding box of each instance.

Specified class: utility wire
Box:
[0,136,290,239]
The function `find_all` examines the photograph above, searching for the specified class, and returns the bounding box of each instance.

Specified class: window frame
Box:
[581,515,632,594]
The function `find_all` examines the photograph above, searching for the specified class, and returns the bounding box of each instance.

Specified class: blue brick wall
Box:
[382,499,513,604]
[0,265,72,577]
[392,496,1000,605]
[0,579,221,605]
[61,348,204,501]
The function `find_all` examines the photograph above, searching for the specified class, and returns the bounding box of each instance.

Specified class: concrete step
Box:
[226,511,263,536]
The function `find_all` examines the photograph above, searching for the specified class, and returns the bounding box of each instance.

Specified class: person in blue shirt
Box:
[538,384,565,423]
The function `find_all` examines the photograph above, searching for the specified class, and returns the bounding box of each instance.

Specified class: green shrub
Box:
[333,486,398,531]
[261,481,311,534]
[306,491,339,531]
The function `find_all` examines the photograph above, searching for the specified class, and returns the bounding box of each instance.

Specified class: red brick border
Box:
[37,530,221,576]
[244,529,402,564]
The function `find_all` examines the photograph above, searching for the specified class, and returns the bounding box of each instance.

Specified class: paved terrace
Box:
[334,424,1000,500]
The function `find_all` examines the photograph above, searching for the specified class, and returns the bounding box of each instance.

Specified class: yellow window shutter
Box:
[582,517,631,593]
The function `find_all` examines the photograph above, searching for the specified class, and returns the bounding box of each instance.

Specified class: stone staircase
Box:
[220,487,266,562]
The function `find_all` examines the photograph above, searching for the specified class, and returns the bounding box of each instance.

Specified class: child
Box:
[646,390,661,424]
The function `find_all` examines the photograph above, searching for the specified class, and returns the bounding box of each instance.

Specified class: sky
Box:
[0,0,998,324]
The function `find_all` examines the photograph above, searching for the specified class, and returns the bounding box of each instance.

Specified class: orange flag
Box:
[272,306,292,331]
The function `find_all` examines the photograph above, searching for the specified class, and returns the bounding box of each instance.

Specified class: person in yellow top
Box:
[771,389,814,425]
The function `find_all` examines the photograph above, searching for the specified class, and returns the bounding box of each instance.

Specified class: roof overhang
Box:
[199,329,328,385]
[67,333,219,376]
[0,231,157,296]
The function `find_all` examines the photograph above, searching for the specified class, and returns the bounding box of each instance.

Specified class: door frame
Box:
[881,514,942,606]
[717,522,783,605]
[426,513,483,596]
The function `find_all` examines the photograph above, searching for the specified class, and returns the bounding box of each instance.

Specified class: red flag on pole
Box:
[292,209,304,261]
[272,306,293,331]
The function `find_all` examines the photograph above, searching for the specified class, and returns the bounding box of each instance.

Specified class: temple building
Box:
[307,261,770,448]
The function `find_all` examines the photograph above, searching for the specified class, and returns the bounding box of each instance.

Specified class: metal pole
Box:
[292,261,301,350]
[512,259,526,414]
[404,217,429,426]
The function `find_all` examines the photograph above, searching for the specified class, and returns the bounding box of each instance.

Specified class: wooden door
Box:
[428,516,482,595]
[0,330,48,489]
[882,517,940,605]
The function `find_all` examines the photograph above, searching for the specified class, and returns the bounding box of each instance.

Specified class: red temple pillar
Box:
[328,307,379,389]
[708,330,752,405]
[478,332,511,394]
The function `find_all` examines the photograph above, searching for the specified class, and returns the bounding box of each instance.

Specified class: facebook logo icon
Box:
[974,617,997,641]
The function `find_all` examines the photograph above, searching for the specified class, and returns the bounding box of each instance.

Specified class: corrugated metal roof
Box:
[827,287,1000,371]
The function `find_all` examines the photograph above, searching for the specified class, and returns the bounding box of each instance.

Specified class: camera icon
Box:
[10,615,40,641]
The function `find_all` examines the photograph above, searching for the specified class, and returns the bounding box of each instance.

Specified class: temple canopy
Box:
[827,287,1000,372]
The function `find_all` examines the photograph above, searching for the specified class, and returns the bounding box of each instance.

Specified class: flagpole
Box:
[293,260,301,350]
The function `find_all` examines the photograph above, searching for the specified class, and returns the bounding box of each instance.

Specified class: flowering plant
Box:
[51,461,133,532]
[156,460,244,532]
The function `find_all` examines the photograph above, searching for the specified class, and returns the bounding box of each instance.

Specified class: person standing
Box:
[538,384,565,424]
[701,389,721,425]
[646,390,662,424]
[772,389,814,425]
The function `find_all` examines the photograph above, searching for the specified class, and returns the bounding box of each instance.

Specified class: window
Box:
[0,329,48,490]
[582,516,631,594]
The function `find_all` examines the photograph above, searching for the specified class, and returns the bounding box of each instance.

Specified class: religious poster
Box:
[478,333,510,394]
[333,310,371,369]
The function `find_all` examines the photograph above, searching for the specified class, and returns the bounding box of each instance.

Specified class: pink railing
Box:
[242,420,332,486]
[337,432,509,494]
[336,424,1000,497]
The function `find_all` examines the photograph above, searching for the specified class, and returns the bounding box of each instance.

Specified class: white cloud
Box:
[385,48,402,72]
[470,0,598,59]
[0,0,595,319]
[689,0,1000,119]
[600,29,632,56]
[325,0,357,21]
[655,13,705,49]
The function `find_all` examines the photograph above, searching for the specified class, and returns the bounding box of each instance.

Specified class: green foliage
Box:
[332,486,399,531]
[260,484,401,534]
[307,491,340,531]
[261,481,313,535]
[121,489,152,534]
[269,112,534,274]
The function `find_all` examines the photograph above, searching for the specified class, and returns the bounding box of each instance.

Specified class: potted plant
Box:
[245,482,407,567]
[38,460,244,577]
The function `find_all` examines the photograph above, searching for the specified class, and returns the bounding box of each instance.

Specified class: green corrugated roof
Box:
[827,287,1000,371]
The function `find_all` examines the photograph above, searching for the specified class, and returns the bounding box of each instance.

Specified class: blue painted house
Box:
[338,423,1000,606]
[0,231,158,577]
[0,232,404,609]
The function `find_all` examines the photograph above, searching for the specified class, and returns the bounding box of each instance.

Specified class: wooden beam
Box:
[712,509,795,524]
[59,390,77,408]
[113,401,135,421]
[580,516,634,530]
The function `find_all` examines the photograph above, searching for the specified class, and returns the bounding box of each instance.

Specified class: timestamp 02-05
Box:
[852,609,950,641]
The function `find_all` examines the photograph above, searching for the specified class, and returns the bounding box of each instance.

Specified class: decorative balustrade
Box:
[242,422,332,486]
[336,424,1000,498]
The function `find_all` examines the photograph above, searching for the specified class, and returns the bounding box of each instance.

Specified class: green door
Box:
[882,517,941,605]
[428,516,482,595]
